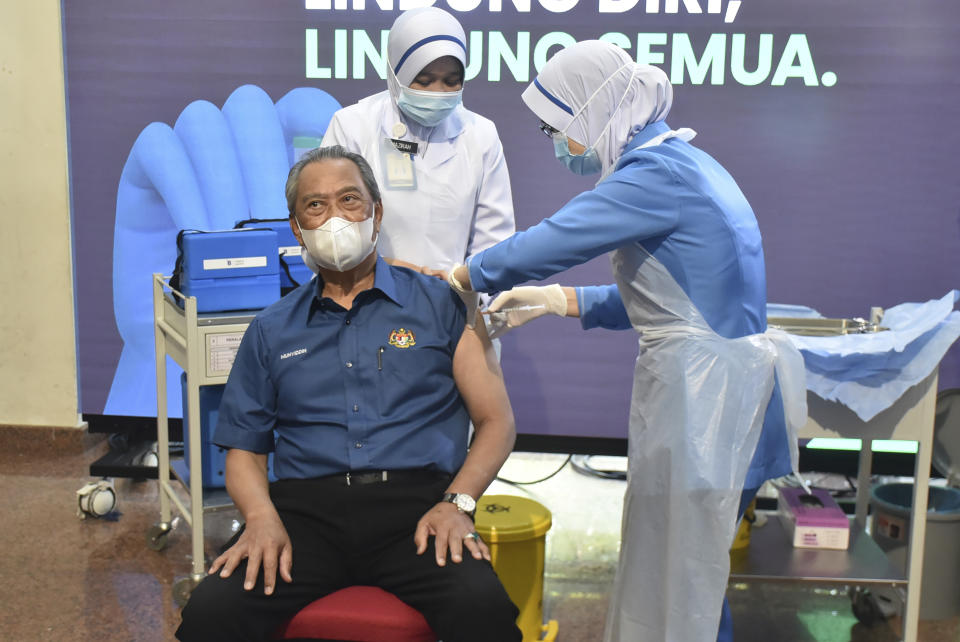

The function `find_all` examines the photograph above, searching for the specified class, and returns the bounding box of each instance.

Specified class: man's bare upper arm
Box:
[452,316,513,429]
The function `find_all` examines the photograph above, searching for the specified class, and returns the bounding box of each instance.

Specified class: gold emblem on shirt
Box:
[388,328,416,349]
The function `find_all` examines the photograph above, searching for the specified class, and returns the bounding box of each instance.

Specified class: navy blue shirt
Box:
[213,256,469,479]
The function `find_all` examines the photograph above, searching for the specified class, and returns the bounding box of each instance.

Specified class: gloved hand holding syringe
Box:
[445,265,577,338]
[483,284,573,339]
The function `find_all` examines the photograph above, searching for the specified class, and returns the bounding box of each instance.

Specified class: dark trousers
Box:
[176,472,521,642]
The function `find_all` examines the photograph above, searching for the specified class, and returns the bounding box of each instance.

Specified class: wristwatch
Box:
[441,492,477,518]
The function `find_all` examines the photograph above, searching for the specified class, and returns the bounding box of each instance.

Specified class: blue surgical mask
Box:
[553,132,602,176]
[397,86,463,127]
[546,62,637,177]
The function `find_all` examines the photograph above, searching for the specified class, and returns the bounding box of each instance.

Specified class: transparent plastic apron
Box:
[601,236,807,642]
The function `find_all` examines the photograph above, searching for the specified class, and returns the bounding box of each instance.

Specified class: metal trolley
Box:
[146,273,255,605]
[732,314,939,642]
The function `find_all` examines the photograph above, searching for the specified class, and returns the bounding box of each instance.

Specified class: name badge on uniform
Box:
[379,137,417,191]
[390,139,418,155]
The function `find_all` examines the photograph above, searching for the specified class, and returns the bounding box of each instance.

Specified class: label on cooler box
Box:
[202,255,268,270]
[279,246,302,258]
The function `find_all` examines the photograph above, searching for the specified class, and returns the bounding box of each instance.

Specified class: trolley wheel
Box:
[173,576,201,608]
[849,586,884,628]
[145,523,171,551]
[76,479,117,519]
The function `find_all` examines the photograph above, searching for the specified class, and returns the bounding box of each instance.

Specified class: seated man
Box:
[177,145,522,642]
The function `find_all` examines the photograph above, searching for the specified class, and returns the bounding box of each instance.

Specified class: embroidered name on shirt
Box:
[280,348,307,359]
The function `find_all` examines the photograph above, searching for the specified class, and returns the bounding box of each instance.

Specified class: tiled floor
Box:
[1,431,958,641]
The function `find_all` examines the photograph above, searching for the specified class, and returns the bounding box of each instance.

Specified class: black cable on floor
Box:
[496,455,572,486]
[570,454,626,481]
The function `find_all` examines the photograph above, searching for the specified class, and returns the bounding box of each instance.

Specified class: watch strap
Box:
[441,492,476,517]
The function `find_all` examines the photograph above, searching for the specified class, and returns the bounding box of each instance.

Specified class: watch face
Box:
[455,494,476,513]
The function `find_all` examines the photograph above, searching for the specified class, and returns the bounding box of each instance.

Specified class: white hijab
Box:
[386,7,467,102]
[521,40,673,175]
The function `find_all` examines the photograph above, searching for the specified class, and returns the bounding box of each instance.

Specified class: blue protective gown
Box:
[468,121,792,489]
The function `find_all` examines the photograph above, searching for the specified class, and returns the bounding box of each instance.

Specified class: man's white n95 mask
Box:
[297,215,377,272]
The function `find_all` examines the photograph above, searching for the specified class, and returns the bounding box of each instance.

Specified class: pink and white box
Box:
[777,487,850,550]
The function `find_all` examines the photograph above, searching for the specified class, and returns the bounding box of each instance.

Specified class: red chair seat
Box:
[274,585,437,642]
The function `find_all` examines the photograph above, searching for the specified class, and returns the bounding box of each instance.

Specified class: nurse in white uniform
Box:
[321,6,515,272]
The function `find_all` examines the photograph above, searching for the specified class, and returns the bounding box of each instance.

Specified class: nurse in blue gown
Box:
[447,40,806,642]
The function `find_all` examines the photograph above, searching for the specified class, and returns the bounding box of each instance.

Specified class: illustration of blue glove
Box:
[105,84,341,417]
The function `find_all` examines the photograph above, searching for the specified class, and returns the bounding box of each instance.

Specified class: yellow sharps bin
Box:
[729,497,757,551]
[475,495,559,642]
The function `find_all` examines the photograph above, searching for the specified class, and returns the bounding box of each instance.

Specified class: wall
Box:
[0,1,82,429]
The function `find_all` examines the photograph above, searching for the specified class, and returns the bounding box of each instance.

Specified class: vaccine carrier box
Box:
[179,229,281,312]
[181,378,228,488]
[778,487,850,550]
[235,219,313,291]
[180,374,276,488]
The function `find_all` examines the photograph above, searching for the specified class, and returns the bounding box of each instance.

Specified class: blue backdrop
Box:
[64,0,960,440]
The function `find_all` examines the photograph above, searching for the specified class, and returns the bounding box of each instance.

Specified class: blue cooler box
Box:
[180,229,281,312]
[235,219,313,290]
[180,375,276,488]
[181,378,228,487]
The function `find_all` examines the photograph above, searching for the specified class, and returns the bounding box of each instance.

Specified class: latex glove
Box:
[445,264,479,327]
[446,264,471,293]
[485,284,567,339]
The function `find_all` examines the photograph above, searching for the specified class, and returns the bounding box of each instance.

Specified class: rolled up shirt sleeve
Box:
[213,318,278,453]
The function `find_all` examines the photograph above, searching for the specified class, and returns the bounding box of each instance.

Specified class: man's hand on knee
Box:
[414,502,490,566]
[208,513,293,595]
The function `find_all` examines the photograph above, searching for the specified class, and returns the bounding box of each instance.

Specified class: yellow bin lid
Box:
[475,494,553,543]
